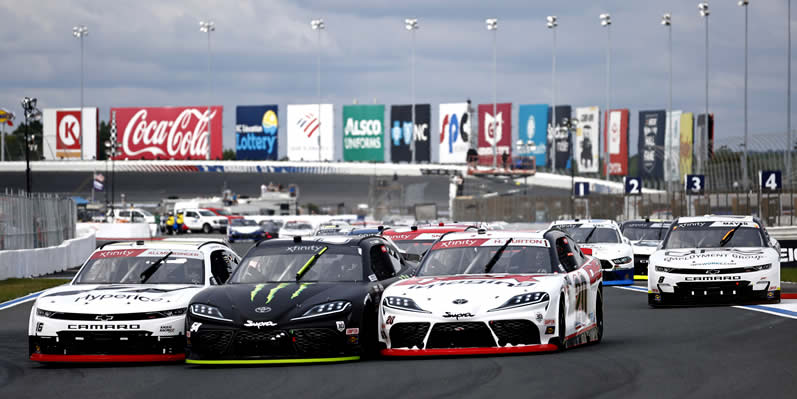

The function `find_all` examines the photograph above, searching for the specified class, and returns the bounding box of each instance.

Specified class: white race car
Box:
[648,215,781,306]
[620,219,671,277]
[28,239,240,363]
[379,229,603,356]
[550,219,634,285]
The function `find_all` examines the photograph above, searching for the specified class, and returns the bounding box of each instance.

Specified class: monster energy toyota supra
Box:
[185,235,415,364]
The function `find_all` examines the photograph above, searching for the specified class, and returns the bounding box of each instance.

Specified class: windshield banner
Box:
[438,103,472,164]
[574,106,600,173]
[235,105,278,160]
[638,110,666,180]
[286,104,334,161]
[389,104,431,163]
[518,104,549,167]
[343,105,385,162]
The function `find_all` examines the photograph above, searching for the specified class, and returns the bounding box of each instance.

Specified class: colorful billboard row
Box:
[110,106,223,160]
[549,105,572,170]
[343,105,385,162]
[574,106,600,173]
[606,109,630,176]
[477,103,512,166]
[43,107,99,160]
[439,103,471,164]
[638,110,666,180]
[286,104,334,162]
[390,104,431,163]
[235,105,278,161]
[517,104,548,166]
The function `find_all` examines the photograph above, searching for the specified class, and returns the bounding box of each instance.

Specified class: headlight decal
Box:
[190,304,232,322]
[383,296,430,313]
[291,301,351,320]
[488,292,550,312]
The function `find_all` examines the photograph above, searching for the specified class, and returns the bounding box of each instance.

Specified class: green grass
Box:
[783,268,797,283]
[0,278,70,303]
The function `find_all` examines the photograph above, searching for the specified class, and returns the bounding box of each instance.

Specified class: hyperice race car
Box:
[185,235,414,364]
[620,219,671,277]
[28,239,239,362]
[550,219,634,285]
[648,215,781,306]
[379,229,603,356]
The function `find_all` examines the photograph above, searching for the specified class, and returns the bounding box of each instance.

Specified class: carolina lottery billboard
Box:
[343,105,385,162]
[389,104,431,163]
[518,104,549,167]
[286,104,334,161]
[574,106,600,173]
[235,105,278,160]
[477,103,512,166]
[438,103,472,164]
[638,110,666,180]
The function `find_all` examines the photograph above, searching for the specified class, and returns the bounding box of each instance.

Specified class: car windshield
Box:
[417,245,554,276]
[74,254,205,285]
[623,225,668,241]
[199,210,215,217]
[284,222,313,230]
[229,245,364,283]
[663,224,764,249]
[138,209,153,217]
[231,219,258,226]
[563,227,620,244]
[393,240,435,256]
[213,209,231,216]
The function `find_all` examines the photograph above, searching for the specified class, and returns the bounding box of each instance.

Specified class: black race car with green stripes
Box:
[185,235,414,364]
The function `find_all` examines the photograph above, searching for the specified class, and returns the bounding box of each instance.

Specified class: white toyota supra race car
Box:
[378,229,603,356]
[28,239,239,362]
[648,215,781,306]
[550,219,634,285]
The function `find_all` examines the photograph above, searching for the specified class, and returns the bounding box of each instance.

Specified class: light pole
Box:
[199,20,215,160]
[405,18,419,163]
[662,13,672,187]
[311,19,325,161]
[788,0,793,222]
[600,13,611,181]
[21,97,40,196]
[486,18,498,169]
[738,0,750,190]
[699,2,710,175]
[547,16,558,172]
[72,25,88,160]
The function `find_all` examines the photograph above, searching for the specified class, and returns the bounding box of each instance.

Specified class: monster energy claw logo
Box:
[250,282,317,303]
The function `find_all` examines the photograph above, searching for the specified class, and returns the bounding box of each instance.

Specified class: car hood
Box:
[650,247,779,268]
[579,243,633,260]
[35,284,203,314]
[631,240,661,256]
[230,226,261,234]
[191,282,369,325]
[384,274,563,316]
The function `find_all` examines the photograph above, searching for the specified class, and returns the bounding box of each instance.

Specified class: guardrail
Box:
[0,232,95,280]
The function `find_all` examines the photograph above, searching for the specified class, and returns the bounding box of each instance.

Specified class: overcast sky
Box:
[0,0,794,156]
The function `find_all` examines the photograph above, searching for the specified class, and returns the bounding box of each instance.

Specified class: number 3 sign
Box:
[685,174,705,195]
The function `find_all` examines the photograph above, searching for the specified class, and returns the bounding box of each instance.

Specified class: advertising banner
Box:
[42,107,98,160]
[638,110,666,180]
[605,109,630,175]
[548,105,572,170]
[389,104,431,163]
[286,104,334,161]
[664,110,683,183]
[694,113,715,168]
[235,105,278,160]
[110,106,222,160]
[477,103,512,166]
[574,106,600,173]
[343,105,385,162]
[679,112,694,182]
[438,103,472,164]
[517,104,549,167]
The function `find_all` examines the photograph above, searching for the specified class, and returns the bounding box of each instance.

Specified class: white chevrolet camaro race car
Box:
[648,215,781,306]
[550,219,634,285]
[379,229,603,356]
[620,219,671,277]
[28,239,239,362]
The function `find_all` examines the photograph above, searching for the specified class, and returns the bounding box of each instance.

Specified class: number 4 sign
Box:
[624,177,642,196]
[685,174,705,195]
[759,170,782,193]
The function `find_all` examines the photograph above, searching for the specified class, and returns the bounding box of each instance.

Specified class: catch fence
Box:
[0,191,76,251]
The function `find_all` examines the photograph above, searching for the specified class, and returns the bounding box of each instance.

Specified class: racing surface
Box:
[1,283,795,398]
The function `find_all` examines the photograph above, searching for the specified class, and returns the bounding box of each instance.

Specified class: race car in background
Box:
[279,220,316,237]
[185,235,415,364]
[620,219,672,277]
[28,239,239,362]
[381,225,478,257]
[227,218,270,243]
[648,215,781,306]
[379,229,603,356]
[550,219,634,285]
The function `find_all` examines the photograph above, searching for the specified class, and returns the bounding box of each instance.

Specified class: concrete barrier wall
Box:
[0,232,96,280]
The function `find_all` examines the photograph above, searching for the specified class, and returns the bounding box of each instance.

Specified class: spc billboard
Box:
[638,110,666,180]
[574,106,600,173]
[43,107,98,160]
[438,103,472,164]
[235,105,278,160]
[286,104,334,161]
[389,104,431,163]
[517,104,548,166]
[477,103,512,166]
[110,106,223,160]
[343,105,385,162]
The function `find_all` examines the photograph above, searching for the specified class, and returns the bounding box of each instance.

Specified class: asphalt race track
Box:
[1,280,796,398]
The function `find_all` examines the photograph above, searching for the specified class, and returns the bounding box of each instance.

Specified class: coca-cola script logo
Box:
[111,107,222,160]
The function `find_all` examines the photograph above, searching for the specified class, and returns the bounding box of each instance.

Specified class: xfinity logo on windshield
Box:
[286,246,322,253]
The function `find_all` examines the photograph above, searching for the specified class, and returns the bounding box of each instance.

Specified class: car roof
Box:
[674,215,758,225]
[383,226,475,237]
[257,236,378,246]
[551,219,619,228]
[438,230,548,242]
[99,239,229,252]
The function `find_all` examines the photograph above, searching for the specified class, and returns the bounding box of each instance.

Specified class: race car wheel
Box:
[594,291,603,343]
[555,297,567,351]
[202,223,212,234]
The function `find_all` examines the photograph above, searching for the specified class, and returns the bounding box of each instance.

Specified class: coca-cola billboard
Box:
[110,106,223,160]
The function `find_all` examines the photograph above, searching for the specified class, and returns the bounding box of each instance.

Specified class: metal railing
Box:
[0,190,76,251]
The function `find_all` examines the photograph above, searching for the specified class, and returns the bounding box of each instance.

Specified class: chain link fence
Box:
[0,191,76,251]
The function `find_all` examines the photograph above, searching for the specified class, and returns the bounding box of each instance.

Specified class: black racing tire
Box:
[202,223,212,234]
[594,290,604,343]
[555,297,567,351]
